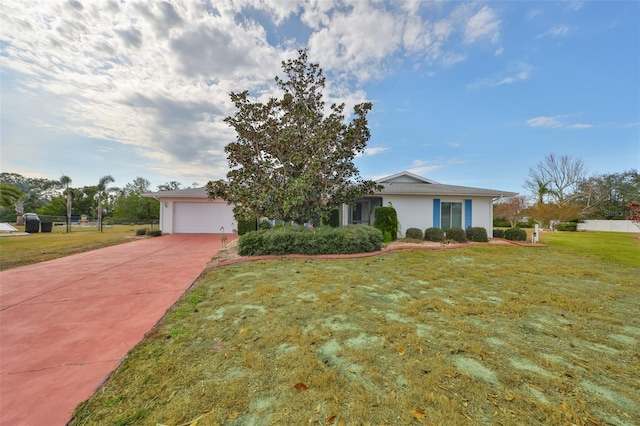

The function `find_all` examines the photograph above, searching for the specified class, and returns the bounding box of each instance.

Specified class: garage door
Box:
[173,202,235,233]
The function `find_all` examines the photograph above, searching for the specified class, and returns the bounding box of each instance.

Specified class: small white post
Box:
[532,224,539,243]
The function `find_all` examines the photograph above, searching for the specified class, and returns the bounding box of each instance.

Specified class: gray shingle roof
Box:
[377,182,516,198]
[142,187,209,198]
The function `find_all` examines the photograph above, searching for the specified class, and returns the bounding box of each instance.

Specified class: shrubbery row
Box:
[238,225,383,256]
[494,228,527,241]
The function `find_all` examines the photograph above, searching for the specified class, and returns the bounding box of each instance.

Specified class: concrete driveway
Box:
[0,234,233,426]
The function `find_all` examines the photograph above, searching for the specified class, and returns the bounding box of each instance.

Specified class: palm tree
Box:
[96,175,115,232]
[60,175,72,232]
[0,184,25,225]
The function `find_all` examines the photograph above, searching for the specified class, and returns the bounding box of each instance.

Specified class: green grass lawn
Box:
[70,231,640,426]
[0,224,157,270]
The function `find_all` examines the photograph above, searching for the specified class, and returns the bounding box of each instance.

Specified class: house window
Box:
[441,202,462,230]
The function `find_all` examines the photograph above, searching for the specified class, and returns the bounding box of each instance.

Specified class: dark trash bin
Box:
[25,219,40,233]
[41,221,53,233]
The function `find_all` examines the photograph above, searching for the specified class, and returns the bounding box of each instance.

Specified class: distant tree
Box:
[207,49,380,225]
[95,175,115,231]
[526,203,580,229]
[628,203,640,231]
[493,195,529,227]
[113,177,159,221]
[575,170,639,219]
[60,175,72,229]
[0,172,61,215]
[525,154,587,206]
[157,181,183,191]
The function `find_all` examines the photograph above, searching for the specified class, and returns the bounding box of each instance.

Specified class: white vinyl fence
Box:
[577,220,639,233]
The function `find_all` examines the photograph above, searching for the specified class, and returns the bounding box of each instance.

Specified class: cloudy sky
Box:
[1,0,638,194]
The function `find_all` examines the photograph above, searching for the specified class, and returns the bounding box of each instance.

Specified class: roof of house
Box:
[375,171,516,198]
[142,187,209,199]
[143,171,517,200]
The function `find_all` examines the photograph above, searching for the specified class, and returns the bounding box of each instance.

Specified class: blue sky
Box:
[1,0,638,195]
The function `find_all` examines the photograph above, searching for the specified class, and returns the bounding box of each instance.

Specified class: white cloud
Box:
[356,146,389,158]
[463,6,501,44]
[527,116,564,128]
[567,123,593,129]
[537,24,570,38]
[495,47,504,56]
[468,62,532,89]
[527,116,594,129]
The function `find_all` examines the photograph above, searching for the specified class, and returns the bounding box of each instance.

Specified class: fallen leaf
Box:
[228,413,239,419]
[326,415,337,424]
[316,404,321,413]
[189,420,198,426]
[397,346,406,355]
[418,346,424,355]
[348,368,356,374]
[294,382,309,391]
[560,402,568,410]
[410,409,426,419]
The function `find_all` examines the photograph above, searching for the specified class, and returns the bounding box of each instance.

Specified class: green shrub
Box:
[259,219,272,230]
[405,228,423,240]
[445,227,467,243]
[326,209,340,228]
[556,222,577,232]
[148,230,162,237]
[504,228,527,241]
[238,225,382,256]
[493,217,510,228]
[466,227,488,242]
[237,219,257,235]
[493,229,505,239]
[373,206,398,241]
[136,228,148,236]
[424,227,445,242]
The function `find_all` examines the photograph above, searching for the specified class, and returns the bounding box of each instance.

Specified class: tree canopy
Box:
[207,50,380,225]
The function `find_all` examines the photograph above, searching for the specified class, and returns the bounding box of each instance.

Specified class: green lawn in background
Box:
[0,224,157,270]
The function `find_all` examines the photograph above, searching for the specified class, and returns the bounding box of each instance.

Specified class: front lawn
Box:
[70,234,639,425]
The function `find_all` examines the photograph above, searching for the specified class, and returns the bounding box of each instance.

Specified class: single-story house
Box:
[144,171,516,236]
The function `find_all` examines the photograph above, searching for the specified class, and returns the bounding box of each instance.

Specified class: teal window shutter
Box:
[433,199,441,228]
[465,199,472,229]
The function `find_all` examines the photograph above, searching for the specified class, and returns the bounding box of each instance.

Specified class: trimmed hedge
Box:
[424,227,445,242]
[556,222,577,232]
[136,228,148,236]
[466,227,488,242]
[237,219,257,236]
[373,206,399,242]
[493,229,505,239]
[148,230,162,237]
[504,228,527,241]
[405,227,423,240]
[238,225,383,256]
[446,227,467,243]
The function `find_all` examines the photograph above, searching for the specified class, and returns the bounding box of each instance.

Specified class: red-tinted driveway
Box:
[0,234,233,426]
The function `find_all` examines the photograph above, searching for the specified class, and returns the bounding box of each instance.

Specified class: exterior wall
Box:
[160,200,174,233]
[469,197,494,236]
[577,220,638,233]
[381,195,494,238]
[381,195,433,237]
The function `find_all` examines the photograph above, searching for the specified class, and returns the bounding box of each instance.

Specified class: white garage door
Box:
[173,202,235,233]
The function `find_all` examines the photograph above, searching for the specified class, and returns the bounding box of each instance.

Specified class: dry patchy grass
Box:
[71,238,639,426]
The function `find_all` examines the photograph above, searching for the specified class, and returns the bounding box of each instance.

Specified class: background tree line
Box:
[494,154,639,228]
[0,172,190,224]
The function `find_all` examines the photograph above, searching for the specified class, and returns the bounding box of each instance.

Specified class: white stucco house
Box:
[144,171,516,236]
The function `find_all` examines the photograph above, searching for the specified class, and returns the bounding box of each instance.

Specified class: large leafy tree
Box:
[575,169,639,219]
[207,50,380,226]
